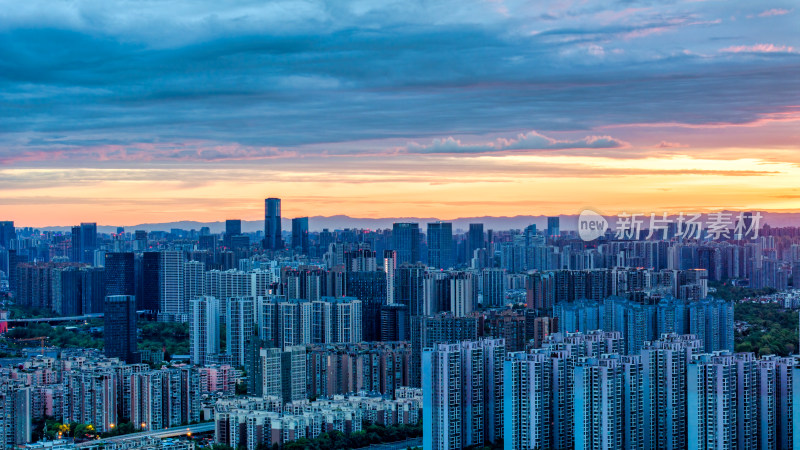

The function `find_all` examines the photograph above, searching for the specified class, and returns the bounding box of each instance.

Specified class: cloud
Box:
[758,9,791,17]
[0,0,798,168]
[0,142,294,165]
[721,44,797,53]
[655,141,689,148]
[406,131,629,154]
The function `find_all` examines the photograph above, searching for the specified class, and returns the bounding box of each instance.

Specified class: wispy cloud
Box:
[758,8,791,17]
[721,44,797,53]
[0,142,295,165]
[406,131,629,154]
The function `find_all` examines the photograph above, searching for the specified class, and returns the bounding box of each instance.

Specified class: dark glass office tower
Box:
[225,219,242,248]
[70,222,97,263]
[104,295,139,363]
[105,252,135,296]
[392,223,420,265]
[0,221,15,248]
[291,217,310,254]
[547,216,560,238]
[467,223,484,261]
[427,222,453,269]
[138,251,161,312]
[345,270,387,342]
[264,198,282,250]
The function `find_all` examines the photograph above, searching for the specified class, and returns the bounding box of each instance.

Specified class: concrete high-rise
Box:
[450,271,475,317]
[227,296,255,366]
[384,250,397,305]
[104,295,139,363]
[159,250,185,321]
[481,268,506,307]
[422,338,505,450]
[264,198,282,250]
[410,313,478,387]
[190,296,221,366]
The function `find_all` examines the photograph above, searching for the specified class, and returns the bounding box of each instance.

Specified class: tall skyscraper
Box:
[345,270,387,341]
[427,222,454,269]
[105,252,135,296]
[397,262,425,316]
[190,296,221,366]
[467,223,485,263]
[547,216,560,238]
[264,198,282,250]
[139,251,160,312]
[71,222,97,263]
[291,217,310,254]
[225,219,242,237]
[224,219,242,248]
[392,223,420,265]
[0,221,15,249]
[104,295,138,363]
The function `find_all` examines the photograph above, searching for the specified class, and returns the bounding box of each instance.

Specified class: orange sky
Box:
[4,136,800,227]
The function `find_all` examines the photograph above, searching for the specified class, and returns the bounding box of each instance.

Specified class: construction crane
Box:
[10,336,50,356]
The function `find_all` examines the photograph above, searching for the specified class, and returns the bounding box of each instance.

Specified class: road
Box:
[6,313,104,325]
[367,437,422,450]
[75,422,215,447]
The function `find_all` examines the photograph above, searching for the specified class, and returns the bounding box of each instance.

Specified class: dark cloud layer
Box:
[0,0,798,163]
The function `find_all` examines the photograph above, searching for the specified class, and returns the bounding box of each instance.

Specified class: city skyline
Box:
[1,0,798,226]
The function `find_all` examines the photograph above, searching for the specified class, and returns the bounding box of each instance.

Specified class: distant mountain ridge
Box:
[37,211,800,234]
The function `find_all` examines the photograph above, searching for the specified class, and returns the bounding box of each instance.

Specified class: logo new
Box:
[578,209,608,241]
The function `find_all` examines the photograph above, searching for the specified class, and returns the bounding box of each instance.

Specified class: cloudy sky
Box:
[2,0,799,226]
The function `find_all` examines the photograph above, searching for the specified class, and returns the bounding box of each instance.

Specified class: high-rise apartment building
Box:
[450,271,475,317]
[159,251,185,321]
[190,296,221,366]
[384,250,397,305]
[227,296,255,366]
[481,268,506,307]
[422,338,505,450]
[410,313,478,387]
